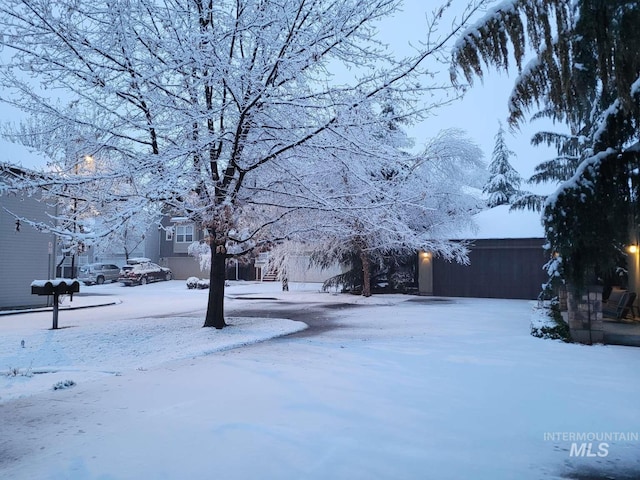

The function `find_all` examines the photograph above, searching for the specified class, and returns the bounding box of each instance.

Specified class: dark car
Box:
[118,260,173,286]
[78,263,122,285]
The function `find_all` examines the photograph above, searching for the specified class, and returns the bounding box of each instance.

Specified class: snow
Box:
[1,280,639,480]
[459,204,545,239]
[0,138,48,170]
[452,1,519,55]
[30,278,79,288]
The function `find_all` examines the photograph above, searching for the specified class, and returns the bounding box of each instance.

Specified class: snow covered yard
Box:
[0,281,313,402]
[0,281,639,480]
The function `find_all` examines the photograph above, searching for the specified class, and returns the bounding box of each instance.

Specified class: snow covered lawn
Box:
[0,281,310,402]
[1,281,639,480]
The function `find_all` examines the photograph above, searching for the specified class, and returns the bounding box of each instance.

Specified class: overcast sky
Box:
[378,0,558,195]
[1,0,558,196]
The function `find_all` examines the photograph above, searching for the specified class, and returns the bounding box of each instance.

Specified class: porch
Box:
[559,287,640,347]
[603,317,640,347]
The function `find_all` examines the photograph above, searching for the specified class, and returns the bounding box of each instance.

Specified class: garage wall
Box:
[164,256,203,280]
[432,238,549,300]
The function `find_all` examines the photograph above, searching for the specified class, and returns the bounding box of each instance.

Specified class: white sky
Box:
[400,0,561,186]
[377,0,559,190]
[1,0,559,186]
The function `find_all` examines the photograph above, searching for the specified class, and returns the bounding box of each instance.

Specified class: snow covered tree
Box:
[0,0,491,327]
[510,125,585,212]
[92,208,160,261]
[483,121,522,207]
[451,0,640,289]
[273,126,485,297]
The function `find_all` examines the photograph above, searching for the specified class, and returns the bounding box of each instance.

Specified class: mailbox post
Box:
[31,279,80,329]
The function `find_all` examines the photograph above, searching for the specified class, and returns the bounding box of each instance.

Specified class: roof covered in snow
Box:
[460,204,545,239]
[0,138,48,170]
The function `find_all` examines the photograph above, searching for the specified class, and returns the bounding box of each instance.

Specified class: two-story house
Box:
[1,162,58,310]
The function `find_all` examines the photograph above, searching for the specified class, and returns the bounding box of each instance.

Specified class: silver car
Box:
[78,263,121,285]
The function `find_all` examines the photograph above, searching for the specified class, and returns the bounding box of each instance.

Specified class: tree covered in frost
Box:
[0,0,491,327]
[451,0,640,288]
[483,121,521,207]
[92,208,160,262]
[288,127,485,297]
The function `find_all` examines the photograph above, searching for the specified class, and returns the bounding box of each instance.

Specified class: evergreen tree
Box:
[510,121,586,212]
[451,1,640,288]
[483,121,522,207]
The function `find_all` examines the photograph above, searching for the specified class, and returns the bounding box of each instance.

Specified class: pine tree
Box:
[483,122,522,207]
[451,0,640,288]
[510,122,585,212]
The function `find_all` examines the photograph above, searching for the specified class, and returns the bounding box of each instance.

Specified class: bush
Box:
[187,278,229,290]
[530,299,571,342]
[53,379,76,390]
[5,364,33,378]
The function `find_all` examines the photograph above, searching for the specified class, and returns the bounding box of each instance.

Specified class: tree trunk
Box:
[360,251,372,297]
[203,242,227,329]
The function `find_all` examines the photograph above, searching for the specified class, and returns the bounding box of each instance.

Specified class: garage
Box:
[418,206,549,300]
[432,238,548,299]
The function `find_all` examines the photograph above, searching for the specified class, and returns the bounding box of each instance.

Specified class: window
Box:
[165,227,174,241]
[175,224,194,243]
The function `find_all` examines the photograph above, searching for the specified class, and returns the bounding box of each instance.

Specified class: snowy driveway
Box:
[1,281,639,480]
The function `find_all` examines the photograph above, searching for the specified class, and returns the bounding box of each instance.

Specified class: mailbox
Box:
[30,279,80,329]
[31,279,80,296]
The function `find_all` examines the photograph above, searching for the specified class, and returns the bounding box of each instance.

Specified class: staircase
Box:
[261,269,278,282]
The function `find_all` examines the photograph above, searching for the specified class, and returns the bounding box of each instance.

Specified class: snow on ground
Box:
[1,281,639,480]
[0,281,315,402]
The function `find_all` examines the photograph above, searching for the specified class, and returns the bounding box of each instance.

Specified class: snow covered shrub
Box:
[53,380,76,390]
[530,300,570,342]
[186,277,212,289]
[5,365,33,378]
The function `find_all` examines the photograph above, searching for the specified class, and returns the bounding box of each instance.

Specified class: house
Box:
[418,205,548,300]
[0,163,58,310]
[157,216,343,283]
[272,253,343,284]
[157,216,218,280]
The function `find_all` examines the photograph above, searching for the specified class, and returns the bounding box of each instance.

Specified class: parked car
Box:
[118,260,173,286]
[78,263,122,285]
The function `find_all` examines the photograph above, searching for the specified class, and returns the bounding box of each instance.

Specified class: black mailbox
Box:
[31,279,80,329]
[31,280,80,296]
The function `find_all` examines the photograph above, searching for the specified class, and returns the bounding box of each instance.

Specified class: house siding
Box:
[165,256,204,280]
[0,191,57,310]
[285,255,343,283]
[432,238,548,300]
[158,218,210,279]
